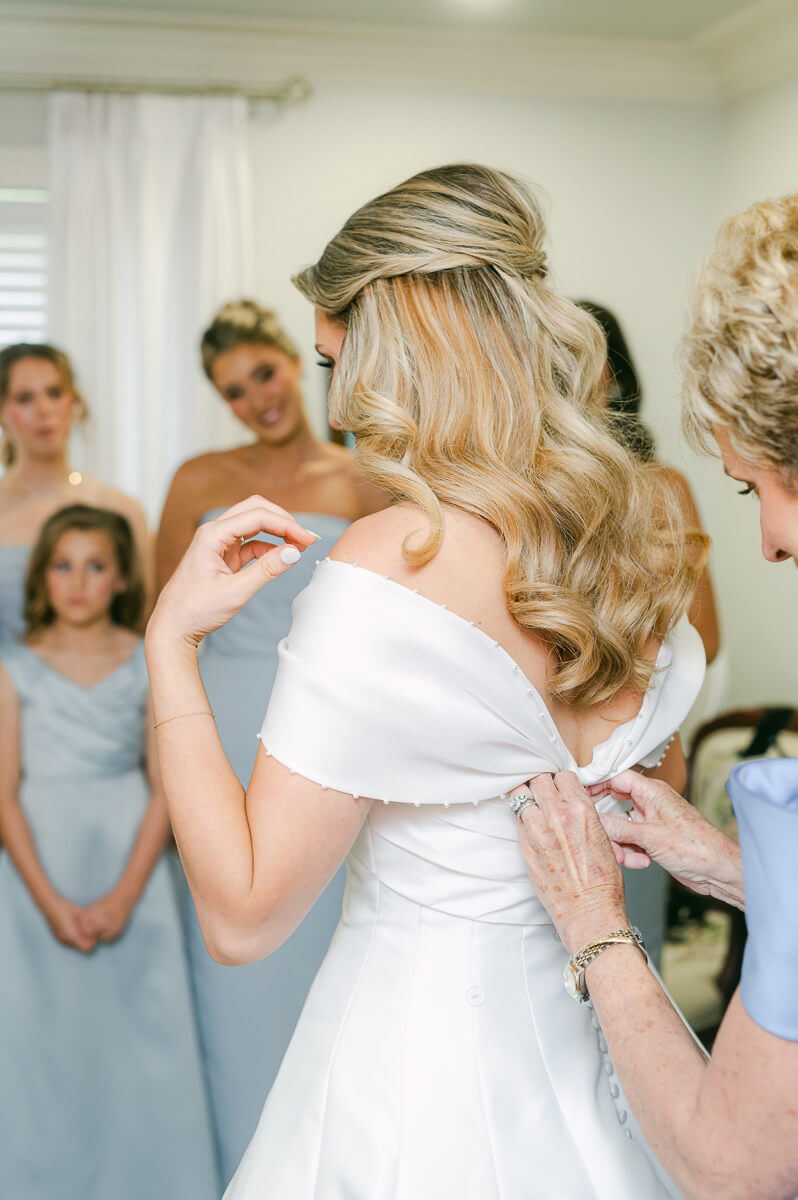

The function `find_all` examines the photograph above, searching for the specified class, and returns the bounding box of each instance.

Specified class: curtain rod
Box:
[0,75,312,103]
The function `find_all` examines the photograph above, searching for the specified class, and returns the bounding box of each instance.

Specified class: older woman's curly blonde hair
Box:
[295,164,705,709]
[683,193,798,477]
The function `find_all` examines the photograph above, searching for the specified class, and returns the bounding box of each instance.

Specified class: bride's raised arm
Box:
[145,495,372,965]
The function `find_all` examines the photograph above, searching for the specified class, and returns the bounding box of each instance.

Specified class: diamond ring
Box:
[508,790,538,819]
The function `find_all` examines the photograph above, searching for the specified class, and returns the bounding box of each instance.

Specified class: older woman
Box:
[516,194,798,1200]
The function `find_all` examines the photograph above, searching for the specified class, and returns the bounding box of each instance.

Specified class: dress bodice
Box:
[199,511,349,658]
[353,796,552,925]
[1,641,149,781]
[728,756,798,1041]
[259,559,705,924]
[0,544,29,646]
[261,559,706,802]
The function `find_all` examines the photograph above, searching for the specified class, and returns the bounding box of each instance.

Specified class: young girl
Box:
[0,504,217,1199]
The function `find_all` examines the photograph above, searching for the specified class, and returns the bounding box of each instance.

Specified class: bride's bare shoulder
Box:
[330,503,506,599]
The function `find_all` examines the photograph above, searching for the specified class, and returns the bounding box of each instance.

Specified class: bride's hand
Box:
[148,495,319,648]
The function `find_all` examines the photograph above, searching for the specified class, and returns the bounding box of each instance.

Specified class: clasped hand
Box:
[149,495,319,649]
[43,891,134,954]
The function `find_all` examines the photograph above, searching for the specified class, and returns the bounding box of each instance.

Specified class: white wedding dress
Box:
[225,559,705,1199]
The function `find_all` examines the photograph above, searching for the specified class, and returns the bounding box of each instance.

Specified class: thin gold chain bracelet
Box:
[153,711,215,730]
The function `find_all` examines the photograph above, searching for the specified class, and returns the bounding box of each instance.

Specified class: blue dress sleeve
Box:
[727,756,798,1041]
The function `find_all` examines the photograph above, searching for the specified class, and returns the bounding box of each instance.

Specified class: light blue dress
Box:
[187,510,350,1187]
[728,756,798,1041]
[0,543,28,645]
[0,640,219,1199]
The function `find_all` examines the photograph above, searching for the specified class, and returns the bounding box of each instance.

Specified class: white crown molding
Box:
[3,1,797,105]
[0,2,720,104]
[693,0,798,99]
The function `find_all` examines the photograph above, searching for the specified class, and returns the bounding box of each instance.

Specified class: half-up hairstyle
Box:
[25,504,145,636]
[683,193,798,479]
[295,164,705,708]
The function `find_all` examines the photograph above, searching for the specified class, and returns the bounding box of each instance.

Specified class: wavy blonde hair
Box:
[200,299,299,382]
[295,164,704,708]
[683,193,798,478]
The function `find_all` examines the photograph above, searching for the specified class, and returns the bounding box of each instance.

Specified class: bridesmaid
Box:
[0,343,152,645]
[0,504,217,1198]
[157,298,388,1185]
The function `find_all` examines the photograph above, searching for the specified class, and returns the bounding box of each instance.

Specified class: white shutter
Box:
[0,187,49,348]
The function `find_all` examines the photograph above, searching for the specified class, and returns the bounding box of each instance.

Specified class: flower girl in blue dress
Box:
[0,504,217,1199]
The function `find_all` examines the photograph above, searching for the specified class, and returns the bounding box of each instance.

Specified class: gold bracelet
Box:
[564,928,647,1002]
[573,928,648,970]
[153,711,215,730]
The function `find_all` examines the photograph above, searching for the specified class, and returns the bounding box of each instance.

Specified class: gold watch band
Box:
[574,928,648,969]
[565,928,648,1002]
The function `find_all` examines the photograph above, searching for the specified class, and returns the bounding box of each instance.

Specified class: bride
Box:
[147,164,706,1198]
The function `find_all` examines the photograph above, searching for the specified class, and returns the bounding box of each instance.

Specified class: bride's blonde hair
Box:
[294,164,704,708]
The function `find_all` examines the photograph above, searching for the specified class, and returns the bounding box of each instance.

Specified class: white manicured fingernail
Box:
[280,546,301,565]
[305,529,321,539]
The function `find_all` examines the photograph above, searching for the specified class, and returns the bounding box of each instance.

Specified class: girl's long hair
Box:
[25,504,145,636]
[295,164,705,708]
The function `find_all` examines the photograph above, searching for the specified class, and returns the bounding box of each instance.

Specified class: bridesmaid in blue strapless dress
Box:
[157,300,388,1184]
[189,507,349,1178]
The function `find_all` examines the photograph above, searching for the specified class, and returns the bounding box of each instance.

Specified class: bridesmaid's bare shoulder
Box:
[162,446,259,515]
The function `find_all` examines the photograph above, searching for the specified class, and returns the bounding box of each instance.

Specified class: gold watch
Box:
[563,928,647,1002]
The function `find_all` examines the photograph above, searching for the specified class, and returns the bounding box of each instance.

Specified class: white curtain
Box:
[47,92,254,521]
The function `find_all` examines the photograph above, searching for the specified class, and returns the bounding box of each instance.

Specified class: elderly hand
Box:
[591,771,745,911]
[148,495,319,650]
[514,772,630,955]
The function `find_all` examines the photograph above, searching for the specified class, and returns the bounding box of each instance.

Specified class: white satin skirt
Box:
[224,803,681,1199]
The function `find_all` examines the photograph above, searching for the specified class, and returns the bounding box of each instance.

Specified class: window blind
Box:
[0,187,48,349]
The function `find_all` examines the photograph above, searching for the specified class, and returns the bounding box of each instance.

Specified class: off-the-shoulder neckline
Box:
[316,556,670,772]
